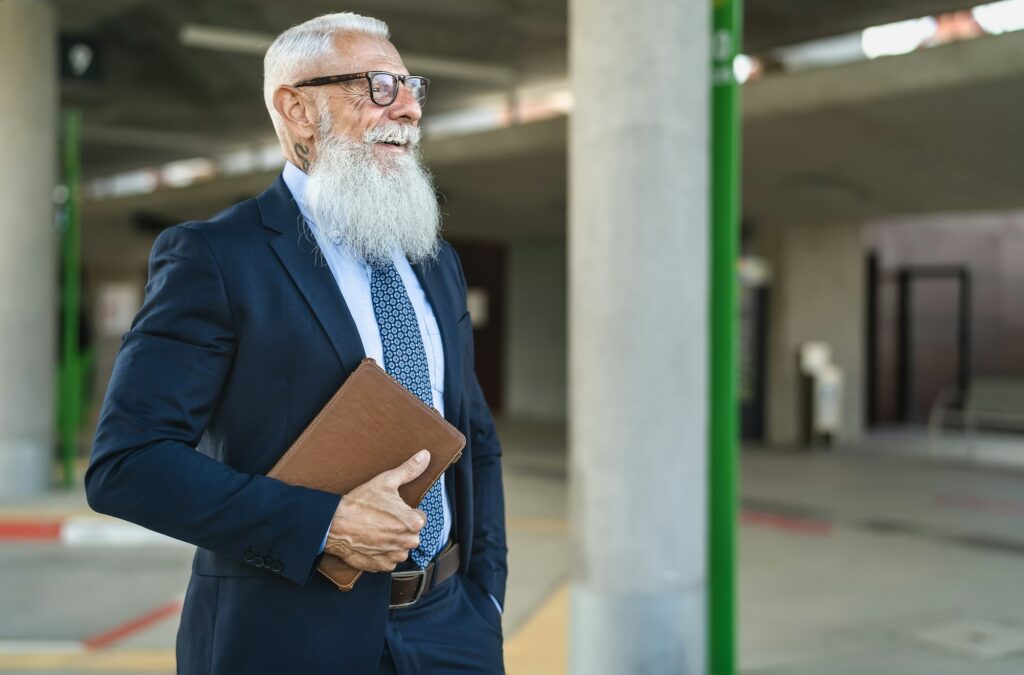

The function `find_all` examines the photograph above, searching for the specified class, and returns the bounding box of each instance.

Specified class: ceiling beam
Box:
[179,23,270,54]
[179,22,515,83]
[82,123,230,154]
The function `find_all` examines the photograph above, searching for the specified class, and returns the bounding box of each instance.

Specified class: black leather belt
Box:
[389,543,460,609]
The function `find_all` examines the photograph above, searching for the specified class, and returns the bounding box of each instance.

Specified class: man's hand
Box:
[325,449,430,572]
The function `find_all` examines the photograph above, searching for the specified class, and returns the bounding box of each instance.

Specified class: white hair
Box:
[263,12,390,143]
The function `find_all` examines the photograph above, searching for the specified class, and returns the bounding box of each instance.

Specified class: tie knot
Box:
[370,260,397,274]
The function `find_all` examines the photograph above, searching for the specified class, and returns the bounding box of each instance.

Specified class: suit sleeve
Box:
[448,244,509,605]
[85,225,340,585]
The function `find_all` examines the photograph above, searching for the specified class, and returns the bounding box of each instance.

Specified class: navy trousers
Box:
[377,574,505,674]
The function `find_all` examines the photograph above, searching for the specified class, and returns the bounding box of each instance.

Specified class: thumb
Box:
[382,449,431,489]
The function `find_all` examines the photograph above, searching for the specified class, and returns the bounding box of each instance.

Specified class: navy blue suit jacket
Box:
[85,175,507,674]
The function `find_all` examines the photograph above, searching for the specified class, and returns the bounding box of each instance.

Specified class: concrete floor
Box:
[1,422,1024,673]
[738,446,1024,673]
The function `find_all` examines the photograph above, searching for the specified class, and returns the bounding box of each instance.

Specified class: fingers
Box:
[328,455,432,567]
[379,450,431,489]
[341,547,414,573]
[406,508,426,532]
[344,552,401,573]
[377,505,424,537]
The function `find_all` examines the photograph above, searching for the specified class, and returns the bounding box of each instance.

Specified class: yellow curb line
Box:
[505,584,568,674]
[0,650,175,671]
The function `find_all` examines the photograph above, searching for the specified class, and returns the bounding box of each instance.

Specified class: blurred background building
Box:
[3,0,1024,672]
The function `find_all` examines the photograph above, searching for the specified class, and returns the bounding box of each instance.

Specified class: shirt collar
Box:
[281,160,312,225]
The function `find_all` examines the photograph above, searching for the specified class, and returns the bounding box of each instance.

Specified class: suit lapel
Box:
[413,257,463,427]
[258,176,365,376]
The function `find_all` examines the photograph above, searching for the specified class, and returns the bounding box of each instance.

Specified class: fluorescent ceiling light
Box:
[973,0,1024,34]
[732,54,756,83]
[180,23,272,54]
[861,17,938,59]
[771,32,864,71]
[161,157,216,188]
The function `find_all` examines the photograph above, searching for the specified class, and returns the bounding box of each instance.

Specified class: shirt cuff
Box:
[319,525,329,554]
[488,593,503,614]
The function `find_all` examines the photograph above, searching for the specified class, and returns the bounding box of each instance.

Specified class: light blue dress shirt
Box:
[281,161,452,557]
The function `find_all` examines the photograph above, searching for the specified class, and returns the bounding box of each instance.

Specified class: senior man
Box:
[85,12,507,674]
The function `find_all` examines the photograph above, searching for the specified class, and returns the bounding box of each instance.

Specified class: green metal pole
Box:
[710,0,742,672]
[59,108,83,489]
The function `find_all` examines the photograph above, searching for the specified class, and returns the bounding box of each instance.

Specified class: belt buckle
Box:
[389,569,427,609]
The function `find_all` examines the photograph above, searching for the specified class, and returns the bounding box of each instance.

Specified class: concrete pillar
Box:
[759,222,865,445]
[568,0,708,671]
[0,0,59,495]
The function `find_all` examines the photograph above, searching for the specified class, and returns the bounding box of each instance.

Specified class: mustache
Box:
[363,122,421,148]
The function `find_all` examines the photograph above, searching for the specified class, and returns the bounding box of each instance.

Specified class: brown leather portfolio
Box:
[267,358,466,591]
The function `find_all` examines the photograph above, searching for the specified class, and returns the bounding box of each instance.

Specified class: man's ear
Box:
[273,85,318,140]
[273,85,319,170]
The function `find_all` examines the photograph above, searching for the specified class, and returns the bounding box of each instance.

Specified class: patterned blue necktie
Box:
[369,261,444,568]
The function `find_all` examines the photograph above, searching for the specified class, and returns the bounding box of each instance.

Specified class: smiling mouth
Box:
[377,140,406,148]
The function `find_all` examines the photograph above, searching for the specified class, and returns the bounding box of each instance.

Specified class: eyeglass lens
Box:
[370,72,428,106]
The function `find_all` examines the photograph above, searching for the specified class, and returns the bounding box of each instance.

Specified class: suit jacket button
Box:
[254,555,265,567]
[271,561,283,572]
[243,551,255,563]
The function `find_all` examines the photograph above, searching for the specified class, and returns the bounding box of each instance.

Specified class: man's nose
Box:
[387,83,422,123]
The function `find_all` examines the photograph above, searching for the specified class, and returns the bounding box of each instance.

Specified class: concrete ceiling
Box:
[743,30,1024,226]
[58,0,565,178]
[58,0,980,177]
[82,28,1024,272]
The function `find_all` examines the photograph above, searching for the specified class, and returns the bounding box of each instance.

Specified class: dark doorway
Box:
[869,263,971,425]
[448,240,507,413]
[740,284,769,440]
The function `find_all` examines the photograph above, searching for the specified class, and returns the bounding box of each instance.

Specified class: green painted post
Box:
[59,108,83,489]
[710,0,742,672]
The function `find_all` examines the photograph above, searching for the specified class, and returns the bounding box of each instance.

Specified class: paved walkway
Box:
[2,425,1024,672]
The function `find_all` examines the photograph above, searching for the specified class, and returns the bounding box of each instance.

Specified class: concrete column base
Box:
[570,585,706,675]
[0,439,51,496]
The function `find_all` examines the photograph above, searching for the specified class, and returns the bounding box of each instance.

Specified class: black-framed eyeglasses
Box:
[293,71,430,107]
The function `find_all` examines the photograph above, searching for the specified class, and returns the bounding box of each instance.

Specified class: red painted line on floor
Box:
[82,599,184,651]
[934,494,1024,517]
[0,520,62,541]
[740,510,833,536]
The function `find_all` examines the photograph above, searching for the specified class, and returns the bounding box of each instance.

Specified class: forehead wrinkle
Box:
[330,34,407,75]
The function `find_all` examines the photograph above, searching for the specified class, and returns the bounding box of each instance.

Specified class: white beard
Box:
[303,121,441,265]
